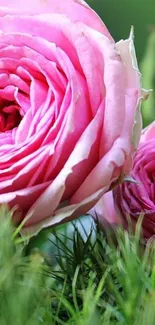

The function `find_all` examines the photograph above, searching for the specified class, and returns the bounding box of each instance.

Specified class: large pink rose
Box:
[114,122,155,239]
[0,0,145,235]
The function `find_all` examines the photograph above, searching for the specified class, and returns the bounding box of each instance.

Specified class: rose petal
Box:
[0,0,112,38]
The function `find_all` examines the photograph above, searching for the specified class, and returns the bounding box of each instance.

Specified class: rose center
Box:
[0,100,22,132]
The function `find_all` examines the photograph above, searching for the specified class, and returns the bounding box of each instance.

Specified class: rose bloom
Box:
[0,0,146,235]
[91,122,155,239]
[113,122,155,239]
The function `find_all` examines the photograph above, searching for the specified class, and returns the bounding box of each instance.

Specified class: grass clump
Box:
[0,208,155,325]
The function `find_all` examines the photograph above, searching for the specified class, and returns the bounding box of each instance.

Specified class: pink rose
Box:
[114,122,155,239]
[0,0,145,235]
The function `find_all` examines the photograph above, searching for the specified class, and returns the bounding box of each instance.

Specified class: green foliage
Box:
[0,206,52,325]
[46,221,155,325]
[1,207,155,325]
[141,32,155,126]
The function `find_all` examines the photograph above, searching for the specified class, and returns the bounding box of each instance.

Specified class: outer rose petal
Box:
[88,31,150,230]
[115,29,145,153]
[0,0,112,38]
[21,187,106,236]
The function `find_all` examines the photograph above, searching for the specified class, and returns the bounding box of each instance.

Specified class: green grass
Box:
[0,207,155,325]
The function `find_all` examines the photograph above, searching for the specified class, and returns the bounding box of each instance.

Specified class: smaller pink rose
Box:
[115,122,155,239]
[92,122,155,239]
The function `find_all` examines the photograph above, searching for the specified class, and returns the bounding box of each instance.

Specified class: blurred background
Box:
[88,0,154,61]
[88,0,155,127]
